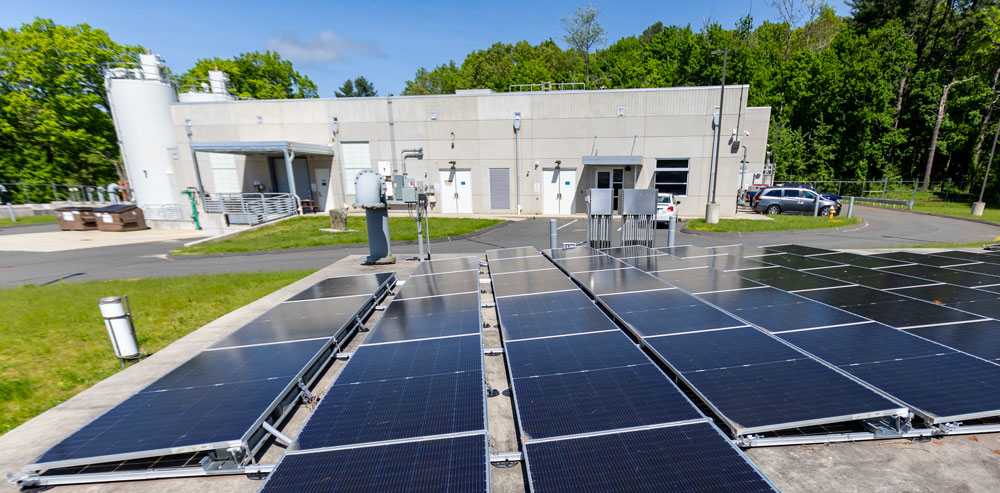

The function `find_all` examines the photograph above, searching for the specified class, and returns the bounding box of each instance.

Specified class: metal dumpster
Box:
[54,207,97,231]
[94,205,148,232]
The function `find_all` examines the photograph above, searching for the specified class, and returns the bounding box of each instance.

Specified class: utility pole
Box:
[706,47,727,224]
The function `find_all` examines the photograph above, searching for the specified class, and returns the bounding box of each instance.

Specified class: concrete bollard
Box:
[813,198,820,217]
[549,219,558,251]
[6,203,16,222]
[667,214,676,247]
[847,197,855,218]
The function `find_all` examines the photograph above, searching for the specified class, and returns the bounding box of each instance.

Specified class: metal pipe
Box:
[424,211,431,259]
[514,112,522,214]
[332,116,347,208]
[847,197,855,218]
[550,219,558,251]
[6,203,16,222]
[260,422,293,447]
[668,214,676,247]
[283,148,298,203]
[387,97,398,176]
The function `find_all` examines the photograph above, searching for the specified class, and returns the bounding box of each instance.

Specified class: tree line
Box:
[2,3,999,201]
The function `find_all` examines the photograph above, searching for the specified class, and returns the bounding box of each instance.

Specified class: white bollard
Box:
[99,296,140,361]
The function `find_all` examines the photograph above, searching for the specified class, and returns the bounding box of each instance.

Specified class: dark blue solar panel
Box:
[525,423,776,492]
[297,371,484,449]
[486,246,538,261]
[934,251,1000,264]
[599,288,701,312]
[906,320,1000,361]
[687,255,776,271]
[886,264,1000,287]
[573,268,667,295]
[736,267,850,291]
[777,323,952,366]
[948,299,1000,319]
[337,335,482,384]
[261,434,487,493]
[654,245,717,258]
[795,285,903,307]
[512,364,701,440]
[761,245,833,255]
[410,256,479,276]
[660,273,765,294]
[286,273,393,301]
[835,299,984,328]
[490,269,576,298]
[600,245,654,258]
[395,271,480,299]
[875,251,973,267]
[681,359,903,432]
[545,246,600,259]
[847,272,937,290]
[147,339,327,391]
[893,284,1000,304]
[498,305,618,341]
[364,292,481,343]
[211,295,371,348]
[644,327,805,373]
[816,252,907,268]
[728,301,865,333]
[951,262,1000,276]
[843,353,1000,421]
[697,287,803,311]
[614,303,747,337]
[505,331,648,378]
[494,289,595,317]
[35,378,291,467]
[553,255,627,273]
[488,255,557,274]
[757,253,837,269]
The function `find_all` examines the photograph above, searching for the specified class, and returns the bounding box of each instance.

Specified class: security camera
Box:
[744,130,750,136]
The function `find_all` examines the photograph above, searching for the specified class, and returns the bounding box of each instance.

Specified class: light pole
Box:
[706,47,727,224]
[973,119,999,216]
[514,112,522,214]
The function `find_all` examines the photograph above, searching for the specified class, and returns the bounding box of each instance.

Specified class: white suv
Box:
[656,193,679,223]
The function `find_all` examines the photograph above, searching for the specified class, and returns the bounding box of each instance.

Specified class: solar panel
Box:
[891,284,1000,304]
[777,323,952,366]
[365,292,481,343]
[874,251,974,267]
[337,335,482,383]
[814,252,907,269]
[654,245,717,258]
[490,269,576,298]
[842,352,1000,422]
[395,270,481,299]
[409,256,480,276]
[934,250,1000,265]
[524,423,777,492]
[573,268,672,295]
[552,254,628,273]
[884,264,1000,287]
[950,262,1000,276]
[31,378,293,469]
[544,246,601,259]
[511,364,702,440]
[728,301,866,333]
[794,285,904,307]
[706,245,773,257]
[286,273,393,301]
[210,294,372,348]
[685,255,776,271]
[697,287,804,311]
[494,289,594,316]
[757,253,837,269]
[644,326,805,372]
[737,267,851,291]
[678,358,905,433]
[488,255,556,274]
[654,271,765,294]
[613,303,748,337]
[761,244,833,255]
[830,299,984,329]
[485,246,538,261]
[948,299,1000,319]
[147,339,328,391]
[296,370,485,449]
[505,331,649,379]
[599,245,654,259]
[261,434,488,493]
[906,320,1000,361]
[620,254,700,272]
[498,305,618,340]
[599,287,703,312]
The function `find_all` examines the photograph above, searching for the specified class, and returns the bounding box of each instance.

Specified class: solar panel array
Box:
[486,247,778,492]
[260,258,489,492]
[27,273,395,475]
[592,244,1000,426]
[543,247,907,436]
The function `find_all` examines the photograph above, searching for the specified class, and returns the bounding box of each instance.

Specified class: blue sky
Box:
[2,0,851,96]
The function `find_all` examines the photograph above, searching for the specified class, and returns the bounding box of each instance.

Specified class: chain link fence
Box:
[774,179,999,205]
[0,183,124,205]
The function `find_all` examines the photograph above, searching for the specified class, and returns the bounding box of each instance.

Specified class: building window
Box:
[341,142,372,194]
[654,159,688,196]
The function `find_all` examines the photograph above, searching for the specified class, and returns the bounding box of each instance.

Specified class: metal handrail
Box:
[844,196,914,210]
[141,204,187,221]
[508,82,586,92]
[203,192,298,225]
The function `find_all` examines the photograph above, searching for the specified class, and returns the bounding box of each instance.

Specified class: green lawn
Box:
[686,215,863,233]
[173,216,504,255]
[0,270,312,434]
[0,215,57,227]
[884,238,1000,249]
[910,201,1000,225]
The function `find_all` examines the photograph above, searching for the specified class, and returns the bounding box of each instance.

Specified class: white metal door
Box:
[314,168,331,211]
[543,169,575,214]
[439,170,472,213]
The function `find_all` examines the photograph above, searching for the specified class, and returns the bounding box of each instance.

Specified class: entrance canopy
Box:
[581,155,642,167]
[187,141,334,202]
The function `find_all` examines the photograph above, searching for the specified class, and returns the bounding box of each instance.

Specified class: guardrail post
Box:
[847,197,854,218]
[668,215,676,247]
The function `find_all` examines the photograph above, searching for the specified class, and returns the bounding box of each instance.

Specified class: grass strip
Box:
[686,215,862,233]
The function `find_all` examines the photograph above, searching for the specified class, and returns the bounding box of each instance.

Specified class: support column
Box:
[283,148,298,200]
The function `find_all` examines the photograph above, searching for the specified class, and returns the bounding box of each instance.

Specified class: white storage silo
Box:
[105,53,180,209]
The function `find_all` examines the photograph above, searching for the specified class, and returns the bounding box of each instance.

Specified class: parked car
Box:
[776,183,841,201]
[656,193,680,223]
[752,186,842,216]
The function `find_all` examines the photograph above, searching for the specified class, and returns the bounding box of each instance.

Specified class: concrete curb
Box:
[856,204,1000,229]
[167,220,512,258]
[0,221,59,231]
[680,218,869,237]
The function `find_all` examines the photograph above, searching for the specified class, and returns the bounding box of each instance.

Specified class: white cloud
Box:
[267,30,383,63]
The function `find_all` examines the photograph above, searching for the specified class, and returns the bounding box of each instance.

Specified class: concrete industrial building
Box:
[106,54,771,230]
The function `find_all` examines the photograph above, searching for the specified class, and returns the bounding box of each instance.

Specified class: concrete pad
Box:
[0,229,207,252]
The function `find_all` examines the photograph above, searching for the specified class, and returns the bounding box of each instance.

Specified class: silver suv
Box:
[752,186,841,216]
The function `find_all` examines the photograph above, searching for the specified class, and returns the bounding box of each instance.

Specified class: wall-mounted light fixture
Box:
[256,115,263,124]
[331,116,339,136]
[430,111,439,120]
[554,160,562,169]
[450,132,455,149]
[184,119,193,138]
[448,160,457,170]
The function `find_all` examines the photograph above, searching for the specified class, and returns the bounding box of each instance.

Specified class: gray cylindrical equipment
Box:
[550,219,558,251]
[99,296,140,359]
[353,169,394,264]
[668,215,676,247]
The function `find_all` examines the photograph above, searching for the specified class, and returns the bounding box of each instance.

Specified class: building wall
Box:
[167,86,770,218]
